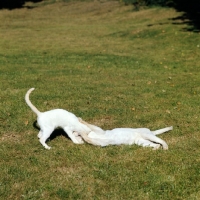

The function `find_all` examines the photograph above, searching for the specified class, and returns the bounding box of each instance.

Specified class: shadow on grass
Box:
[33,121,71,142]
[145,0,200,33]
[0,0,42,9]
[171,0,200,32]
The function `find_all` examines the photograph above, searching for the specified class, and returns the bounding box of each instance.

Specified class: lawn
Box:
[0,0,200,199]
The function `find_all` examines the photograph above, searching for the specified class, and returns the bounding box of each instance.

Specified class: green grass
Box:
[0,0,200,199]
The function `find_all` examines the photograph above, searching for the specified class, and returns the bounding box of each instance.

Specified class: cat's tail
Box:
[25,88,41,116]
[152,126,173,135]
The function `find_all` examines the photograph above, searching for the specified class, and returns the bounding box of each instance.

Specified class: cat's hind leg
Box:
[39,128,54,149]
[152,126,173,135]
[142,133,168,150]
[136,138,161,150]
[37,130,42,139]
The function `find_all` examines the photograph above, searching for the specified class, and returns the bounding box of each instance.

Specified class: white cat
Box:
[78,119,172,150]
[25,88,95,149]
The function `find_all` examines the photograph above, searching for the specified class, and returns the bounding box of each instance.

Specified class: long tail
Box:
[152,126,173,135]
[25,88,41,116]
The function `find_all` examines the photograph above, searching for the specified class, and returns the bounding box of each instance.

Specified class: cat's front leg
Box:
[73,131,84,144]
[64,127,82,144]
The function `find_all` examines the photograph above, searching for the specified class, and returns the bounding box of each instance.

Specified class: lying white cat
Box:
[78,119,172,150]
[25,88,96,149]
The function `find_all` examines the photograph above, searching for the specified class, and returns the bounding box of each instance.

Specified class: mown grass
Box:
[0,0,200,199]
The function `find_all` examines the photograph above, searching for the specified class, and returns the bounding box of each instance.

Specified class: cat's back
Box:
[37,109,78,127]
[42,109,74,118]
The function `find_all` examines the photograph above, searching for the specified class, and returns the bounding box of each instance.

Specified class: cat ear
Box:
[73,131,79,137]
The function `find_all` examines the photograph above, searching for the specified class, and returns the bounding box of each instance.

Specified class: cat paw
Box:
[163,145,168,150]
[45,146,51,150]
[153,144,161,150]
[162,142,168,150]
[76,136,84,144]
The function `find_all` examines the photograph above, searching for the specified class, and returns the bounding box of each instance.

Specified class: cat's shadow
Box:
[33,121,71,141]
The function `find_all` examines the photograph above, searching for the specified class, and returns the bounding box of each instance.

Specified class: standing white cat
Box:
[25,88,94,149]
